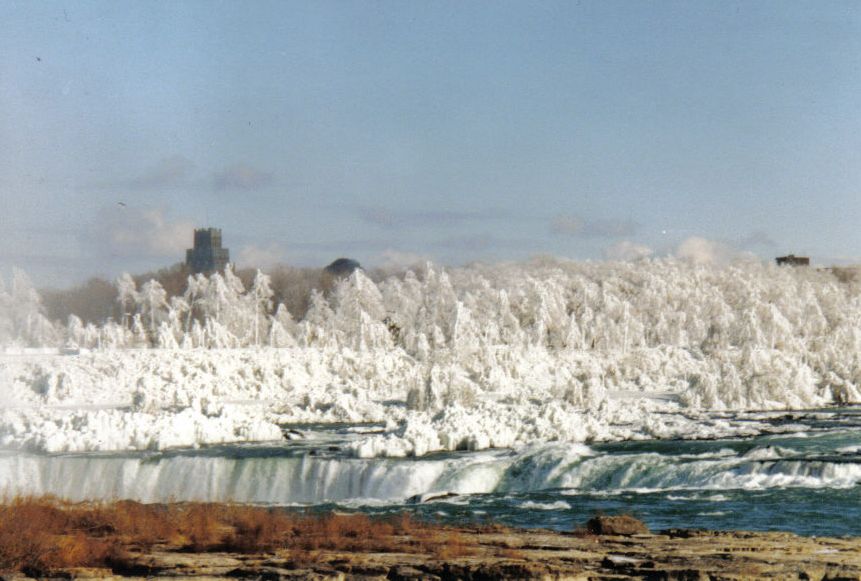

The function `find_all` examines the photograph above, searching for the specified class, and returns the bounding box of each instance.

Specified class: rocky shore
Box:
[12,522,861,580]
[1,500,858,580]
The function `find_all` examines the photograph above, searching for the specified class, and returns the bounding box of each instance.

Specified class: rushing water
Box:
[1,408,859,536]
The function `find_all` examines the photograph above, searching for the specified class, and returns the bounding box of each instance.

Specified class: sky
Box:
[2,0,860,287]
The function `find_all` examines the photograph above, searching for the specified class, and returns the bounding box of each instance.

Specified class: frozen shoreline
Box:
[0,345,851,456]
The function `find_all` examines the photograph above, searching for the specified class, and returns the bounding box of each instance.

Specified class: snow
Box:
[0,258,859,455]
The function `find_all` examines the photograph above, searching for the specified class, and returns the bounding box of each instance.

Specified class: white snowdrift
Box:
[0,258,859,455]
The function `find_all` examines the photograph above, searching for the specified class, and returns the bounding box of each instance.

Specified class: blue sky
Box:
[2,1,860,286]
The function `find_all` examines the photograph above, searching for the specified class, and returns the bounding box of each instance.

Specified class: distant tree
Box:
[41,277,118,326]
[269,265,322,320]
[133,263,190,298]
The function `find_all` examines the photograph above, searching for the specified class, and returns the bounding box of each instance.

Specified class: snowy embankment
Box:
[1,258,860,456]
[0,342,851,456]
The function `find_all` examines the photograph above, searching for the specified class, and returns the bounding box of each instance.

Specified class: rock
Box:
[63,569,118,579]
[406,492,460,504]
[585,515,649,536]
[387,565,440,580]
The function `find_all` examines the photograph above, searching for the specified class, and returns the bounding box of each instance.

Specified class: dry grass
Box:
[430,531,474,559]
[0,496,478,574]
[0,496,121,573]
[495,546,525,560]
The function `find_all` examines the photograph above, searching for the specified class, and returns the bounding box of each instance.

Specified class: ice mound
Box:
[1,258,860,454]
[0,406,282,453]
[0,349,406,453]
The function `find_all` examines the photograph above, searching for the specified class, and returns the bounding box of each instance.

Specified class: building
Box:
[321,257,362,291]
[776,254,810,267]
[324,257,361,277]
[186,228,230,273]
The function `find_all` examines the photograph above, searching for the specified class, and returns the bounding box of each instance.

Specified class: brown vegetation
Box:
[0,496,121,573]
[0,497,474,575]
[41,277,121,325]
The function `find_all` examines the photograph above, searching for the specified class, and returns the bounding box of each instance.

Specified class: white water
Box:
[0,453,446,504]
[2,440,859,505]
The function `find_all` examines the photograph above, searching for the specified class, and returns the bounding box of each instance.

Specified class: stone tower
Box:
[186,228,230,273]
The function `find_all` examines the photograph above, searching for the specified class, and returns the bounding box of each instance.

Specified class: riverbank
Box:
[1,499,859,580]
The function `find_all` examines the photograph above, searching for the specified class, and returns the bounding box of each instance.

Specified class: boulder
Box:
[585,515,649,536]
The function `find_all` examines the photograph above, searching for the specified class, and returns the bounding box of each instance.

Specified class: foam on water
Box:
[519,500,572,510]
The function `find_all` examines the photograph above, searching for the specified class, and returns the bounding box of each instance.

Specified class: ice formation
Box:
[0,258,860,456]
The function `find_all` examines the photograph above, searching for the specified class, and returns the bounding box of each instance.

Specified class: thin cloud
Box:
[604,240,654,261]
[373,249,430,270]
[359,207,398,228]
[92,158,277,194]
[237,244,284,269]
[126,155,195,190]
[550,215,582,236]
[212,163,274,191]
[357,206,508,230]
[89,155,196,192]
[434,233,496,251]
[82,206,194,259]
[432,233,537,252]
[675,236,756,266]
[738,230,777,249]
[551,215,639,239]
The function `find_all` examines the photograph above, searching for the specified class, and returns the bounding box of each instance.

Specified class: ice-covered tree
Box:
[269,303,297,347]
[138,280,168,345]
[331,270,390,350]
[116,273,138,330]
[0,269,59,347]
[298,289,336,347]
[249,270,274,347]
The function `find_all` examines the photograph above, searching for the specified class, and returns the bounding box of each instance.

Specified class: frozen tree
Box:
[299,290,336,347]
[249,270,274,347]
[138,280,168,345]
[100,318,130,349]
[6,254,861,413]
[202,267,246,338]
[116,273,138,330]
[0,269,60,347]
[157,321,179,349]
[205,318,239,348]
[131,314,148,347]
[183,273,209,334]
[67,315,85,347]
[269,303,297,347]
[331,271,390,350]
[166,295,189,346]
